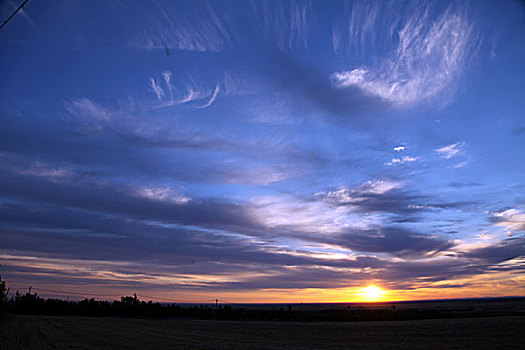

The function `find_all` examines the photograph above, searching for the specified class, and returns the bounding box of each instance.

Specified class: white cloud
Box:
[493,208,525,233]
[250,180,401,235]
[435,142,466,159]
[148,71,248,109]
[176,89,205,104]
[251,194,380,234]
[135,187,190,205]
[357,180,402,195]
[148,73,208,108]
[394,146,406,152]
[331,2,477,106]
[322,180,403,205]
[161,71,174,101]
[149,78,165,101]
[197,84,220,109]
[386,156,419,166]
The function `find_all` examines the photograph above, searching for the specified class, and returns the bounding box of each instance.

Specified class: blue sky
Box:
[0,0,524,302]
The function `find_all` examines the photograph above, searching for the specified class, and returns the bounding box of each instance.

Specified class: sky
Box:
[0,0,524,303]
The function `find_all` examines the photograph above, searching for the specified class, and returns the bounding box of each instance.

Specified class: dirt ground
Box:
[1,315,524,349]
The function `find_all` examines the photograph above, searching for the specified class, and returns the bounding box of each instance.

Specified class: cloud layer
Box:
[0,0,523,301]
[331,2,478,106]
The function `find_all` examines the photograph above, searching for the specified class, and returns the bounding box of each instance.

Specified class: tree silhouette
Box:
[0,275,9,313]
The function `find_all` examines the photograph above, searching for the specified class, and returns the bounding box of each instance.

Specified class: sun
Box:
[359,285,384,301]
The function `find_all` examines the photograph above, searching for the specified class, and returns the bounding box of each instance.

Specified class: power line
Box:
[136,294,174,302]
[137,294,215,303]
[0,0,30,31]
[9,284,228,303]
[218,299,235,304]
[5,281,235,303]
[33,287,122,298]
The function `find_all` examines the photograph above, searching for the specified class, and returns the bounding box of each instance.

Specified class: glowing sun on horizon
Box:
[359,285,384,301]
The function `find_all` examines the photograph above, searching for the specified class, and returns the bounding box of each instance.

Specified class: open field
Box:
[1,314,524,349]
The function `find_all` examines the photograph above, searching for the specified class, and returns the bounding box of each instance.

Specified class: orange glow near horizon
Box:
[357,285,384,301]
[3,254,525,304]
[4,281,525,304]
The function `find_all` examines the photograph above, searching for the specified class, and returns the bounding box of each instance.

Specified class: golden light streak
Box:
[358,285,384,301]
[3,254,525,303]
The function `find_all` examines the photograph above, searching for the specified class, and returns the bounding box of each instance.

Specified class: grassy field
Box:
[1,314,524,349]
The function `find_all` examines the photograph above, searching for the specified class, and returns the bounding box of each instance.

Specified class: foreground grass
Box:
[1,314,524,349]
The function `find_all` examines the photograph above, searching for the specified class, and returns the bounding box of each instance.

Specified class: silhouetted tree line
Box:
[1,278,524,321]
[0,275,9,314]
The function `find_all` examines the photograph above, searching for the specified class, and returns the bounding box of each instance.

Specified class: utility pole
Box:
[215,298,219,309]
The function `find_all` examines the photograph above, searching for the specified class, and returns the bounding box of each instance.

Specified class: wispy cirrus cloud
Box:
[0,155,73,181]
[386,156,419,166]
[6,0,37,29]
[15,163,71,180]
[148,71,250,109]
[64,97,111,132]
[331,1,478,106]
[331,0,386,57]
[322,180,403,204]
[3,0,523,300]
[197,84,220,109]
[122,1,231,52]
[249,193,368,234]
[134,186,190,205]
[252,0,313,52]
[60,96,321,186]
[149,77,165,101]
[0,160,519,294]
[250,180,403,235]
[435,141,467,159]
